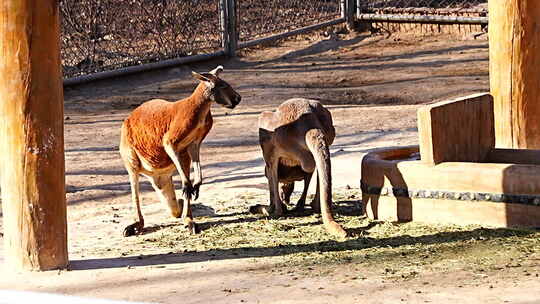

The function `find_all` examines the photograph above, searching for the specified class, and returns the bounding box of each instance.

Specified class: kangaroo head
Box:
[192,66,241,109]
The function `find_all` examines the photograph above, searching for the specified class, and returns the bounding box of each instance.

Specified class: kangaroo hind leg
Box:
[150,174,181,218]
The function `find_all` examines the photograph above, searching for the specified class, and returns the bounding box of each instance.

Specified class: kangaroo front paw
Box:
[123,221,144,237]
[192,183,201,201]
[182,183,194,201]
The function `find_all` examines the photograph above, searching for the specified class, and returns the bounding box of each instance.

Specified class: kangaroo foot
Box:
[310,200,321,213]
[249,204,272,216]
[123,221,144,237]
[325,221,347,239]
[249,204,287,218]
[289,206,306,215]
[184,220,199,234]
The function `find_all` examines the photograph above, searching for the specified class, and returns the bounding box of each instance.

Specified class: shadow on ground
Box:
[70,225,533,271]
[70,196,535,271]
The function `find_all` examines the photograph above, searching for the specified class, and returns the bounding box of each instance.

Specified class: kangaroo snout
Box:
[228,94,242,109]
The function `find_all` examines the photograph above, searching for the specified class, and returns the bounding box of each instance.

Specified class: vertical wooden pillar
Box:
[0,1,68,270]
[489,0,540,148]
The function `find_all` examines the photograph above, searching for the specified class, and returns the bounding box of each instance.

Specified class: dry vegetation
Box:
[77,187,540,283]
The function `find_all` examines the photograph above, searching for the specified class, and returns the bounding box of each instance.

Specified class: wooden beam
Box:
[0,1,68,270]
[489,0,540,148]
[417,93,494,165]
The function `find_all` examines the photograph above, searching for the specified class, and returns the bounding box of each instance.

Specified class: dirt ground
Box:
[1,31,540,303]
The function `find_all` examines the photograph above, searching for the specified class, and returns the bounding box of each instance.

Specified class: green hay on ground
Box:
[98,188,540,280]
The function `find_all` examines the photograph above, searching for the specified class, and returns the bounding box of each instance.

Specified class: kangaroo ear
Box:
[192,71,211,82]
[209,65,223,77]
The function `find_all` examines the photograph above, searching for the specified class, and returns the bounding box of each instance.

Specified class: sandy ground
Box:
[2,32,539,303]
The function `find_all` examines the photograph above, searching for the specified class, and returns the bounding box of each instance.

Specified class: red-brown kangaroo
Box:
[120,66,241,236]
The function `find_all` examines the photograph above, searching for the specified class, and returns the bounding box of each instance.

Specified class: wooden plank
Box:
[361,148,540,227]
[417,93,494,165]
[487,148,540,165]
[363,195,540,228]
[0,1,68,270]
[362,147,540,196]
[490,1,540,148]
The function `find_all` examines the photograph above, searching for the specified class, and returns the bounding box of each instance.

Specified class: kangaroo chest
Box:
[173,112,213,151]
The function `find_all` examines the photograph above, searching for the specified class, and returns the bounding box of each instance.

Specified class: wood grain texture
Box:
[0,1,68,270]
[487,148,540,165]
[364,195,540,228]
[362,154,540,196]
[490,0,540,148]
[361,147,540,227]
[417,93,494,165]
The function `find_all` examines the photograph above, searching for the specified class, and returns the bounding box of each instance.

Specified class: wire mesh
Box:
[60,0,490,80]
[236,0,342,42]
[60,0,222,78]
[363,0,488,13]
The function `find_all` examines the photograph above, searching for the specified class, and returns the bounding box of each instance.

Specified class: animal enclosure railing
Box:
[61,0,488,85]
[235,0,342,46]
[358,0,488,24]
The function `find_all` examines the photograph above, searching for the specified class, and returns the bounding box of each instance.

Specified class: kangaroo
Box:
[119,66,241,236]
[253,98,347,238]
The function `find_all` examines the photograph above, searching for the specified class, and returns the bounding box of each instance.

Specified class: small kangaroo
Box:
[120,66,241,236]
[253,98,347,238]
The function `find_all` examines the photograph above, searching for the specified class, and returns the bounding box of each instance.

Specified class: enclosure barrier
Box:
[61,0,487,86]
[358,0,488,24]
[63,51,225,86]
[357,14,487,24]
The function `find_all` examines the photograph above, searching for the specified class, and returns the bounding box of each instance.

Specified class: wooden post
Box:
[489,0,540,149]
[0,1,68,270]
[417,94,494,165]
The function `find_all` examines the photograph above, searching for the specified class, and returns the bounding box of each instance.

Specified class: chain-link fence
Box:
[60,0,222,78]
[236,0,341,43]
[60,0,488,83]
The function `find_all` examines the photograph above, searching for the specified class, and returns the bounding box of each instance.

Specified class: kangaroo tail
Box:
[305,129,347,238]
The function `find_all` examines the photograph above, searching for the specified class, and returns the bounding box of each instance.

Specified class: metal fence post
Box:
[220,0,229,54]
[228,0,238,56]
[221,0,237,57]
[355,0,371,32]
[342,0,355,30]
[348,0,356,29]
